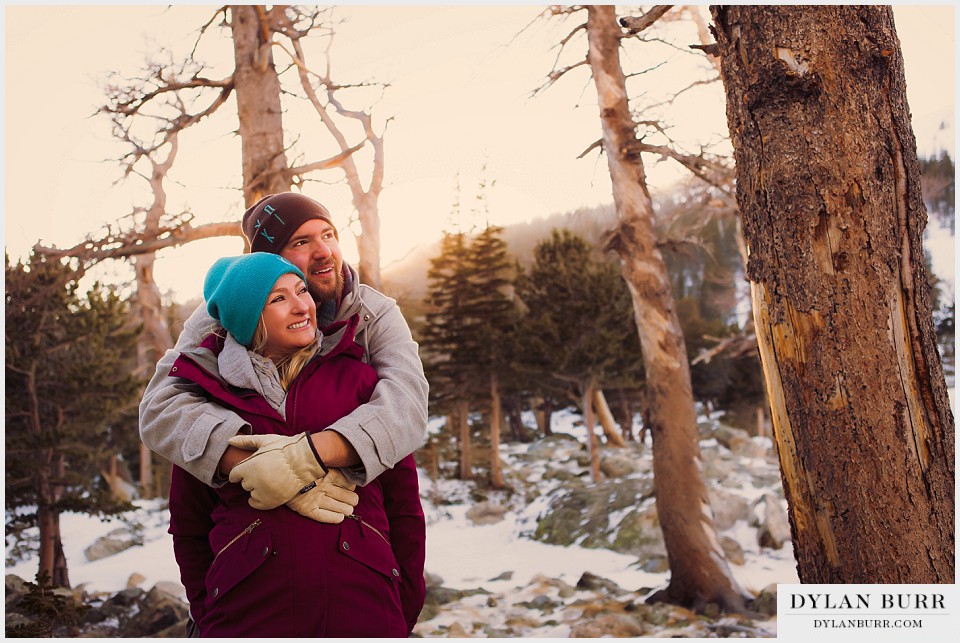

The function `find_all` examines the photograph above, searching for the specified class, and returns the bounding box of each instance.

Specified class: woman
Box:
[166,253,426,637]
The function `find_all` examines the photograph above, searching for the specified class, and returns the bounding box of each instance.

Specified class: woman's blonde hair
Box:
[251,317,319,390]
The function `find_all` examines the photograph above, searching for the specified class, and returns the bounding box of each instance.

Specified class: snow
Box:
[6,409,800,611]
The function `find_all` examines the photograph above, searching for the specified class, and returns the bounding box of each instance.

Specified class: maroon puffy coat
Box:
[167,315,426,637]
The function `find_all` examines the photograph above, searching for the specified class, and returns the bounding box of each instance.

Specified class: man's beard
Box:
[308,268,344,304]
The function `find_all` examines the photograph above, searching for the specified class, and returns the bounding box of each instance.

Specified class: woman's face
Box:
[261,272,317,359]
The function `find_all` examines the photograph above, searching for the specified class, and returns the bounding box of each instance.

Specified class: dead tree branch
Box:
[619,5,673,36]
[34,220,243,265]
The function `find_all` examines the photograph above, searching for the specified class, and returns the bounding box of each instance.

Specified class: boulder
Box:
[753,583,778,616]
[126,573,146,589]
[570,613,644,637]
[713,424,753,453]
[719,535,745,566]
[575,571,625,595]
[84,527,141,562]
[599,453,641,478]
[530,475,658,559]
[756,493,791,549]
[117,584,189,638]
[707,487,751,532]
[6,574,28,608]
[524,433,581,459]
[466,501,508,526]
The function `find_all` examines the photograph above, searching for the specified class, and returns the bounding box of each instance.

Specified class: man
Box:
[139,192,428,511]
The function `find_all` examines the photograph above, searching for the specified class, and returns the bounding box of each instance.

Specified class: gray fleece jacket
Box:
[138,263,429,487]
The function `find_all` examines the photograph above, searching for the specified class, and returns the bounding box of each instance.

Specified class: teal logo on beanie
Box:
[241,193,337,254]
[204,253,306,346]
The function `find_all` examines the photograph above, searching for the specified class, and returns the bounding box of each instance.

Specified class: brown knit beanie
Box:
[242,192,338,254]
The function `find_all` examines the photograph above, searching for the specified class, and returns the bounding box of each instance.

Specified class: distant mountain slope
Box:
[381,204,618,303]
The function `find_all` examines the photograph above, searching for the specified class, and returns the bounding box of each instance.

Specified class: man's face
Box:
[279,219,344,304]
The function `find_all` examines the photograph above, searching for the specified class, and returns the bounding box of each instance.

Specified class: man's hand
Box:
[285,469,360,523]
[227,433,328,510]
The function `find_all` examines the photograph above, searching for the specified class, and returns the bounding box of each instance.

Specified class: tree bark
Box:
[231,5,291,205]
[594,388,627,447]
[712,5,955,583]
[583,381,601,483]
[615,388,635,441]
[585,5,748,611]
[456,399,472,480]
[489,374,504,487]
[37,450,69,588]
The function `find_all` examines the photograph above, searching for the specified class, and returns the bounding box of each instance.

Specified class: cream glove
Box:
[285,469,360,524]
[227,432,328,510]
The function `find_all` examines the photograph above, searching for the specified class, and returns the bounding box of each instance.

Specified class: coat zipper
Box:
[213,519,262,562]
[347,514,389,546]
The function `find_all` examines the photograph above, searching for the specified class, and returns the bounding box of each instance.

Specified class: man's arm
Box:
[327,291,429,485]
[139,304,250,486]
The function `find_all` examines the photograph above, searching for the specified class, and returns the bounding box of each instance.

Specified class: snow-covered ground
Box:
[6,410,798,612]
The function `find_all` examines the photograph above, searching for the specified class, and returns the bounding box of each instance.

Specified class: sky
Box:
[3,4,956,302]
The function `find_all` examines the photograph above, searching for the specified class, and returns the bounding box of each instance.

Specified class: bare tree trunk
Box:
[712,5,955,583]
[583,381,601,483]
[585,5,748,611]
[538,398,554,437]
[354,189,383,289]
[37,450,69,588]
[594,388,626,447]
[615,389,634,442]
[489,374,504,487]
[231,5,291,204]
[507,397,525,442]
[456,399,472,480]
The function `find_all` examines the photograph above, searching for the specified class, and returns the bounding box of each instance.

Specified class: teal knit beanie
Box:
[204,253,306,346]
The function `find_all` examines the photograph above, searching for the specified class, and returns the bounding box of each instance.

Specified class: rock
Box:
[504,612,543,630]
[571,613,644,637]
[446,621,469,637]
[611,503,667,561]
[6,574,28,608]
[524,433,581,459]
[713,424,753,453]
[707,487,751,531]
[466,501,508,526]
[518,594,559,611]
[424,586,465,606]
[489,570,513,581]
[756,492,791,549]
[424,571,444,589]
[719,535,745,565]
[126,573,146,589]
[599,453,640,478]
[6,611,35,634]
[542,468,578,482]
[640,556,669,573]
[108,588,145,607]
[753,583,778,616]
[700,451,736,481]
[84,527,141,562]
[575,571,625,595]
[152,581,186,601]
[117,585,189,637]
[531,475,657,557]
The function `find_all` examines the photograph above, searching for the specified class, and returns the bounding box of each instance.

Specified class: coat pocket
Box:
[206,520,273,603]
[338,516,401,582]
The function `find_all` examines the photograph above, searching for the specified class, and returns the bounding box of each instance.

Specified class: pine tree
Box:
[460,224,517,487]
[515,229,641,480]
[5,253,142,587]
[420,231,475,478]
